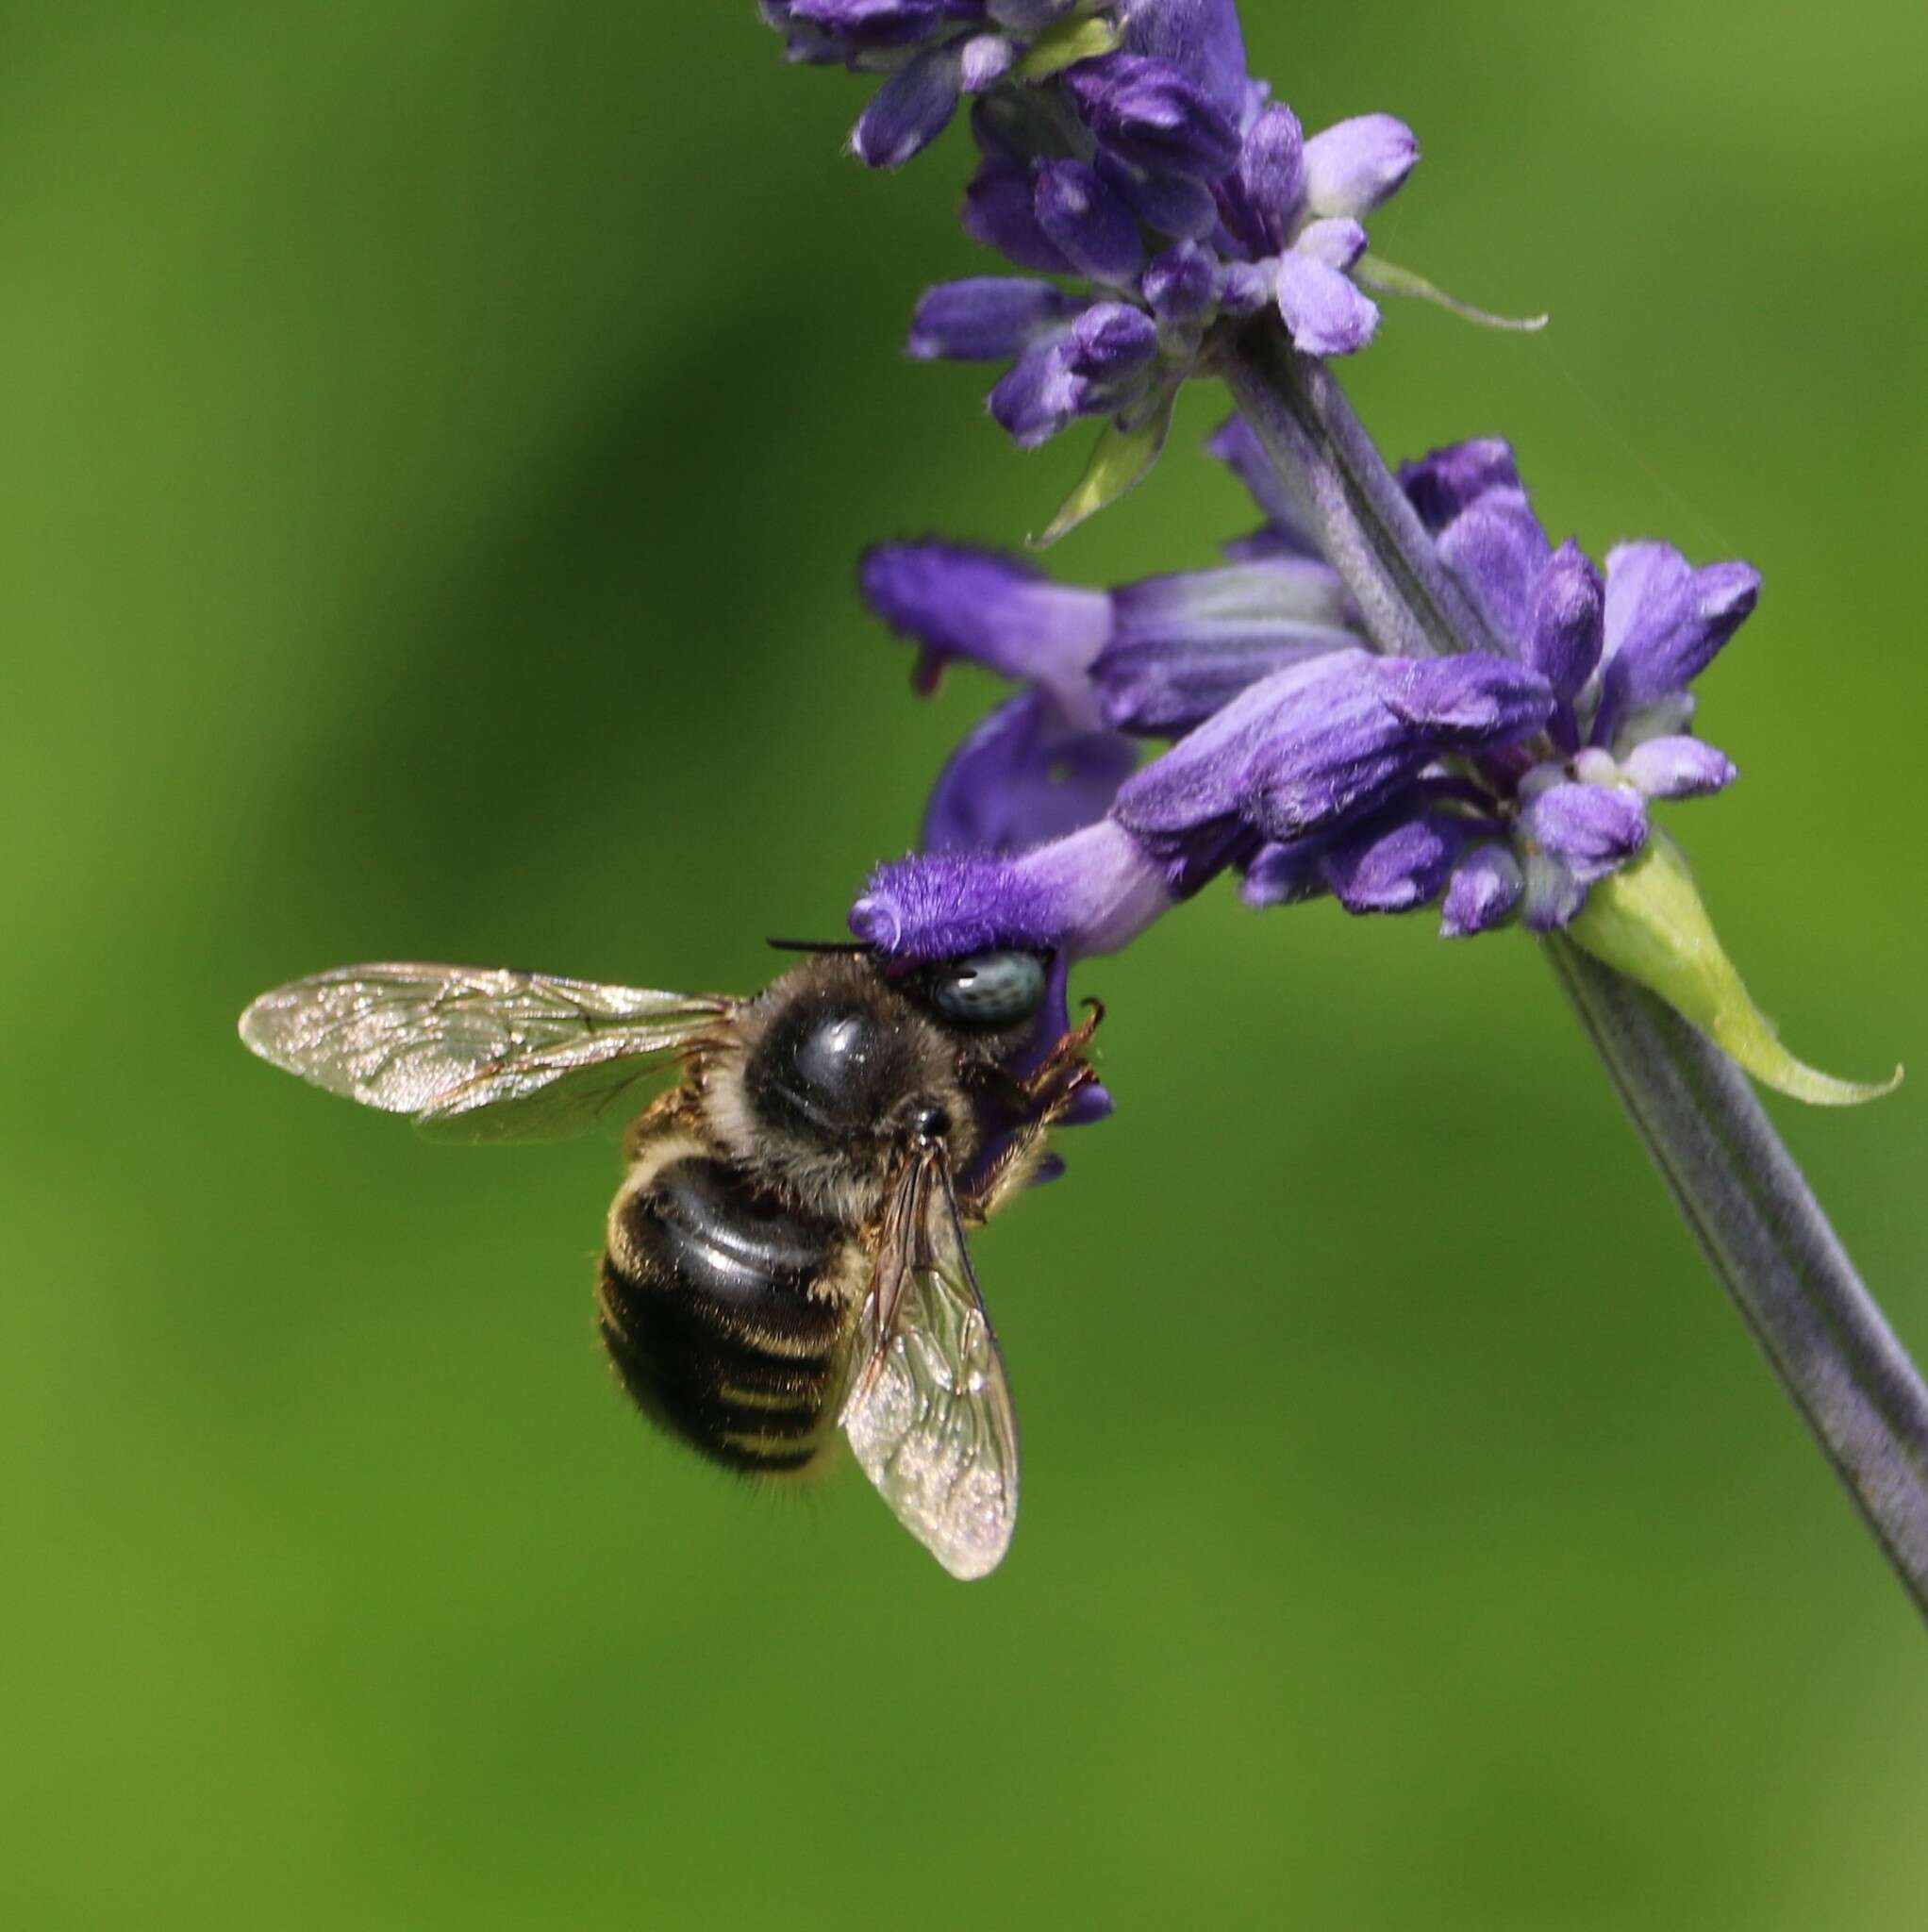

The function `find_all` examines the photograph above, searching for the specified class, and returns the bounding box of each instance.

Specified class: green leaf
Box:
[1030,393,1176,550]
[1566,832,1901,1107]
[1016,18,1122,81]
[1356,253,1549,334]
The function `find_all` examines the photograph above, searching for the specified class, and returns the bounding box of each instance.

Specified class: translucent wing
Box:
[840,1153,1020,1580]
[238,963,735,1143]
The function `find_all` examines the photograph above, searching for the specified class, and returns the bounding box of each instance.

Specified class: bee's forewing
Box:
[238,963,735,1142]
[840,1156,1020,1581]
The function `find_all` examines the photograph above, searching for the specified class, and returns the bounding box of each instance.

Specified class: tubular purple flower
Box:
[906,277,1079,360]
[852,818,1173,959]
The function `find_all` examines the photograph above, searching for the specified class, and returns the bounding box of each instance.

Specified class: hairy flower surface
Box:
[851,430,1756,958]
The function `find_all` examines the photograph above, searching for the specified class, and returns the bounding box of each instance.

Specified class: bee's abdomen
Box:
[598,1153,853,1476]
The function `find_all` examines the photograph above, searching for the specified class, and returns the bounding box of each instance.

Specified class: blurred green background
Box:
[5,4,1925,1926]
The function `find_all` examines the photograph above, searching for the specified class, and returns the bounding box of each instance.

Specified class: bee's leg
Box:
[961,998,1105,1115]
[959,1056,1100,1224]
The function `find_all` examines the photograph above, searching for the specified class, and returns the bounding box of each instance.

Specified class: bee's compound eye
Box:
[928,951,1048,1031]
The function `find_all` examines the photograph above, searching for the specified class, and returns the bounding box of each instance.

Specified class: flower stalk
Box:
[1223,316,1928,1620]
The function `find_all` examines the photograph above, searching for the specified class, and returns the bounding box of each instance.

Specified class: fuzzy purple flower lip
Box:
[849,424,1757,960]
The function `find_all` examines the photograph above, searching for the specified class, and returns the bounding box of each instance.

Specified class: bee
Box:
[238,944,1101,1578]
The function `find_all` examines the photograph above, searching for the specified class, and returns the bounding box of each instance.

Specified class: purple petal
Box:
[962,160,1074,274]
[1436,490,1552,650]
[1522,781,1648,883]
[1301,114,1420,218]
[1112,650,1378,850]
[1092,149,1222,240]
[1240,838,1331,908]
[1620,735,1738,800]
[1070,53,1242,180]
[791,0,944,46]
[907,277,1078,360]
[1321,809,1465,914]
[1120,0,1251,122]
[922,689,1139,854]
[1293,216,1369,272]
[1216,259,1279,317]
[1115,648,1552,852]
[860,541,1113,692]
[1035,159,1147,283]
[1526,540,1604,703]
[1060,300,1161,381]
[1141,241,1217,325]
[1247,651,1552,840]
[852,819,1172,959]
[852,42,963,169]
[958,33,1018,93]
[1399,440,1522,535]
[989,338,1088,447]
[1230,104,1305,251]
[1439,843,1523,938]
[1275,251,1379,357]
[1094,559,1355,732]
[988,0,1078,26]
[1595,544,1760,739]
[1376,655,1556,742]
[1521,852,1587,933]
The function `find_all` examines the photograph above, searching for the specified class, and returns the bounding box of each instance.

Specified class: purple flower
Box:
[848,429,1757,958]
[922,96,1422,448]
[859,525,1364,858]
[767,0,1440,459]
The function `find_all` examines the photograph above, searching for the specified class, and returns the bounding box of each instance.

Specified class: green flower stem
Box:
[1222,316,1928,1621]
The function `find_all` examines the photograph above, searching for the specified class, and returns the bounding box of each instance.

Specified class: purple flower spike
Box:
[1440,843,1524,938]
[1300,114,1421,219]
[1522,780,1649,883]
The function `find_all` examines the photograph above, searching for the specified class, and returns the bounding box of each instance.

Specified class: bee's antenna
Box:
[764,937,874,956]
